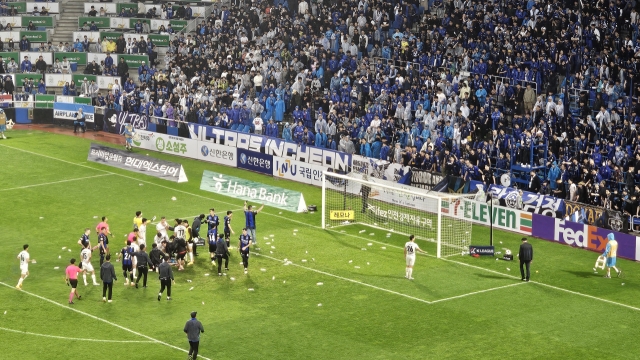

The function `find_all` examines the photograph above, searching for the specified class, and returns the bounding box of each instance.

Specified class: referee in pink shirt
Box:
[65,258,85,304]
[95,216,112,236]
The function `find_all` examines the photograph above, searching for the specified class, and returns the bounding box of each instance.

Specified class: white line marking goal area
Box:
[0,282,212,360]
[2,143,640,313]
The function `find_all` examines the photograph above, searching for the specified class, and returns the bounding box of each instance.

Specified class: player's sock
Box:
[17,278,23,287]
[408,268,413,278]
[69,293,74,302]
[83,274,87,285]
[405,268,408,278]
[91,274,98,284]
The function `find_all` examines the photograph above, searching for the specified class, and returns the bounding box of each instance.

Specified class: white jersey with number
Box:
[138,224,147,246]
[131,242,140,267]
[18,250,30,274]
[174,225,187,239]
[81,248,94,272]
[405,242,419,266]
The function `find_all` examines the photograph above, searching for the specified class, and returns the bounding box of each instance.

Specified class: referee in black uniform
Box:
[157,255,174,301]
[518,237,533,282]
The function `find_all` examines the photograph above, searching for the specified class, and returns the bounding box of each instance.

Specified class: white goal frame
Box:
[321,171,473,258]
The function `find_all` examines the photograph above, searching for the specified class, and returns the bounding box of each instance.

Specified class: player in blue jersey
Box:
[239,228,252,275]
[118,240,135,286]
[206,208,219,232]
[97,226,109,266]
[223,211,235,248]
[243,201,264,245]
[603,233,622,278]
[77,228,91,249]
[208,227,218,265]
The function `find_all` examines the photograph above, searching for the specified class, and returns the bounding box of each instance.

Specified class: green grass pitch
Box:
[1,129,639,360]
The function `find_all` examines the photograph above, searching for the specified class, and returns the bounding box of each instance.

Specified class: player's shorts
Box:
[69,279,78,289]
[187,242,193,250]
[0,124,6,132]
[606,257,617,267]
[224,230,230,239]
[82,262,94,273]
[122,264,132,272]
[176,252,186,261]
[209,243,217,253]
[406,256,416,267]
[20,264,28,275]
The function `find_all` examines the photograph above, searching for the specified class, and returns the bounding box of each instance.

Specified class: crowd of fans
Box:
[77,0,640,217]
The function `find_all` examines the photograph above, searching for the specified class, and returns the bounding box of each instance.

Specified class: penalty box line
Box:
[0,282,212,360]
[4,144,640,313]
[0,174,112,192]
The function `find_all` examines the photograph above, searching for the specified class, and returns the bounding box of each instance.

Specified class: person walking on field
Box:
[100,254,117,302]
[519,237,533,282]
[603,233,622,278]
[15,244,30,290]
[157,255,174,301]
[65,258,85,304]
[184,311,205,360]
[404,235,426,280]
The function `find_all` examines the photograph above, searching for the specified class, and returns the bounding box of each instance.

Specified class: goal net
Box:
[322,171,474,258]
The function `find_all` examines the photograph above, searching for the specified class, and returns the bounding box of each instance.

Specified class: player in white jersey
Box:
[404,235,426,280]
[138,218,150,247]
[174,220,187,240]
[16,244,30,290]
[80,244,100,286]
[129,240,141,286]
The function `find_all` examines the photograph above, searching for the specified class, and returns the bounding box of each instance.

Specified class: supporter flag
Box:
[397,169,412,185]
[570,208,587,224]
[602,209,629,233]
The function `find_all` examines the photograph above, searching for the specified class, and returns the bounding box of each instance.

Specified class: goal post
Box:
[322,171,474,258]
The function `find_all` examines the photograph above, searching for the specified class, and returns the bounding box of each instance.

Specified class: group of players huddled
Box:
[15,201,263,304]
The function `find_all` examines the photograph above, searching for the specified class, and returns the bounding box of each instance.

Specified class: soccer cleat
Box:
[408,277,414,280]
[157,294,161,301]
[77,295,82,300]
[15,285,21,290]
[93,283,100,286]
[218,273,222,276]
[188,262,194,266]
[225,268,229,271]
[244,270,248,275]
[84,282,88,286]
[69,301,74,304]
[604,275,611,278]
[103,297,106,302]
[521,278,526,281]
[617,270,623,278]
[107,300,112,303]
[135,283,138,289]
[166,297,172,301]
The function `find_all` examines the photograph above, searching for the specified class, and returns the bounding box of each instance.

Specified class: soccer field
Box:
[1,129,640,360]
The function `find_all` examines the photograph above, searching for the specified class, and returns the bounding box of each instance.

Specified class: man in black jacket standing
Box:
[184,311,204,360]
[518,237,533,282]
[157,255,174,301]
[100,254,117,303]
[133,244,153,288]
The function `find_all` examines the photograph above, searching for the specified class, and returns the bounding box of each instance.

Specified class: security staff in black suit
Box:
[519,237,534,282]
[529,170,541,193]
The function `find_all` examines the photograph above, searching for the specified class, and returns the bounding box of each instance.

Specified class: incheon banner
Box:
[200,170,307,213]
[87,143,188,183]
[531,214,639,261]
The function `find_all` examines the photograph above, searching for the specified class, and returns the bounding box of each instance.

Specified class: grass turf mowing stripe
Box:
[0,282,213,360]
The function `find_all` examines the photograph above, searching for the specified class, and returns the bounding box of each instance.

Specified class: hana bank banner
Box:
[531,214,640,261]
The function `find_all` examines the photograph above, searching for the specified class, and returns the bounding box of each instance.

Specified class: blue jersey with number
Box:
[207,214,219,230]
[244,210,256,229]
[239,234,251,254]
[121,246,133,265]
[208,228,217,245]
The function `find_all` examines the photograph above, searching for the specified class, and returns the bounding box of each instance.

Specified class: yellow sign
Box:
[330,210,354,220]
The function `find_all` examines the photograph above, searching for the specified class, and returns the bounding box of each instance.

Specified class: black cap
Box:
[191,311,197,318]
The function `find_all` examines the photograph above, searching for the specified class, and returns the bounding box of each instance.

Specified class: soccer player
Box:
[100,254,117,303]
[223,211,235,248]
[243,201,264,245]
[603,233,622,278]
[80,243,100,286]
[239,228,252,275]
[404,235,426,280]
[174,219,187,270]
[118,240,134,286]
[15,244,29,290]
[65,258,85,304]
[133,244,154,288]
[215,233,229,276]
[133,210,143,230]
[206,209,219,233]
[156,216,171,239]
[183,219,194,265]
[153,231,168,247]
[138,218,150,247]
[77,228,91,249]
[208,226,218,265]
[129,235,141,284]
[157,255,174,301]
[97,226,109,266]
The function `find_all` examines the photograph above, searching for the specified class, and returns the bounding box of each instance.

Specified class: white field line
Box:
[430,282,527,304]
[0,282,212,360]
[0,174,112,191]
[0,326,156,343]
[3,143,639,312]
[256,253,432,304]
